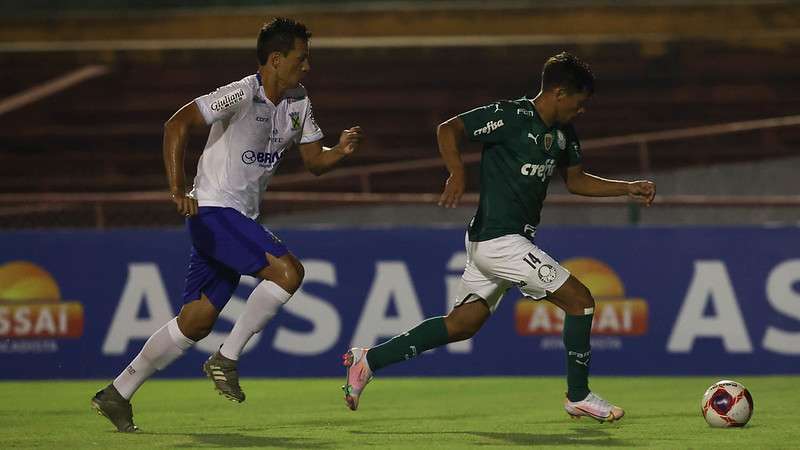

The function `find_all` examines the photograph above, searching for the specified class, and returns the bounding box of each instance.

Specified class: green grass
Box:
[0,376,795,449]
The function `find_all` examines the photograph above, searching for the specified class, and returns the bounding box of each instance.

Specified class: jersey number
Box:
[522,252,541,269]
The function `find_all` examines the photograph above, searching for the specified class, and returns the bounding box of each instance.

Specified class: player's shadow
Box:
[155,432,334,449]
[287,413,474,427]
[350,428,630,447]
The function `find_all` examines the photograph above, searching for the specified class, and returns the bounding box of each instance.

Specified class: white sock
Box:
[112,317,195,400]
[219,280,292,360]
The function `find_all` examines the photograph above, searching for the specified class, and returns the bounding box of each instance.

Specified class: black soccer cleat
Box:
[91,384,139,432]
[203,351,246,403]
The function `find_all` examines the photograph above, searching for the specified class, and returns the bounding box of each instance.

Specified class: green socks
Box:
[363,311,593,401]
[366,317,450,372]
[564,313,593,402]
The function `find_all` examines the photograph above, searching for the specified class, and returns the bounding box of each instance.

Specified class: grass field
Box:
[1,376,796,449]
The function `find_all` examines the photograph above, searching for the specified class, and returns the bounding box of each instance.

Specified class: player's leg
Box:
[92,293,221,432]
[92,225,239,431]
[547,275,624,422]
[201,218,299,402]
[342,236,510,411]
[341,300,490,411]
[218,252,303,362]
[477,234,621,421]
[546,276,595,401]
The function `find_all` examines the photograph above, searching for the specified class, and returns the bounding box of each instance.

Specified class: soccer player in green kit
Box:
[342,52,655,422]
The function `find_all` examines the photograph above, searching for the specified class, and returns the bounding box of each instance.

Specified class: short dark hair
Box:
[256,17,311,65]
[541,52,594,95]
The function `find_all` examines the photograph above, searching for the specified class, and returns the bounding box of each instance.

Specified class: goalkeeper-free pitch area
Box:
[1,376,796,449]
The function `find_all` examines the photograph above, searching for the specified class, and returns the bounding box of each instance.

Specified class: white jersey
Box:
[190,74,324,219]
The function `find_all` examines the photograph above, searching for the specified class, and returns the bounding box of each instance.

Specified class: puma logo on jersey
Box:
[473,119,504,136]
[520,159,556,180]
[528,133,539,144]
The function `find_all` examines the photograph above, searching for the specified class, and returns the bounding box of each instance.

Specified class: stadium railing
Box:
[1,114,799,229]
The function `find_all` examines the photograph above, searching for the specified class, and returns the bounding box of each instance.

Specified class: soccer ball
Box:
[701,380,753,427]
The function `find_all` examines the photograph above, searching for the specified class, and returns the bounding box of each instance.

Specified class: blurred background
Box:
[1,1,798,381]
[1,0,798,228]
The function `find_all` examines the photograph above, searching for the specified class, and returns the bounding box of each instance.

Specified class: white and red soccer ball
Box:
[701,380,753,428]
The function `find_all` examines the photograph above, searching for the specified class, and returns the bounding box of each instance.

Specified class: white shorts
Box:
[453,233,570,313]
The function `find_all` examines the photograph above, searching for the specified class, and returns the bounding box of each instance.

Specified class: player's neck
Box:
[263,82,285,105]
[258,72,287,105]
[531,93,556,128]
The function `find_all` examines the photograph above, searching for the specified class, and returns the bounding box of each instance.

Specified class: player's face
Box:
[277,38,311,88]
[555,89,590,124]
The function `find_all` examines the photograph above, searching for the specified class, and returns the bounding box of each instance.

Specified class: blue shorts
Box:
[182,206,289,310]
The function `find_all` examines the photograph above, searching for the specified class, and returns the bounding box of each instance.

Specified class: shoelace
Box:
[584,393,611,413]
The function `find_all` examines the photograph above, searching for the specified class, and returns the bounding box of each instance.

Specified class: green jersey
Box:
[459,97,582,241]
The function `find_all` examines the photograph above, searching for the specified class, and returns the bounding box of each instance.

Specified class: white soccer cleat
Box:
[564,392,625,423]
[341,347,373,411]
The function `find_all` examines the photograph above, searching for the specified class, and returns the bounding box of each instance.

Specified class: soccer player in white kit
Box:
[91,18,363,432]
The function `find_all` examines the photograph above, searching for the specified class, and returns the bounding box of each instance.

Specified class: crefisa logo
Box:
[0,261,84,353]
[514,257,648,351]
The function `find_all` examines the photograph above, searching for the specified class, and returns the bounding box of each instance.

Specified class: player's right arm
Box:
[438,101,515,208]
[436,116,466,208]
[163,101,207,217]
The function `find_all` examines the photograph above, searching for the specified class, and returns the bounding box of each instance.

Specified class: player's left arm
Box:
[299,126,363,175]
[561,165,656,206]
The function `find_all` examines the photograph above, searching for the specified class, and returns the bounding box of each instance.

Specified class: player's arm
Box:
[437,116,466,208]
[560,165,656,206]
[298,126,363,176]
[163,101,207,216]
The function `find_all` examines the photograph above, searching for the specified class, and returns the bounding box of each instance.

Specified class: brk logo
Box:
[242,151,257,165]
[242,149,286,169]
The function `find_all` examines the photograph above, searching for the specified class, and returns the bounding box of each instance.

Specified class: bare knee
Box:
[292,259,305,286]
[547,275,597,315]
[256,253,304,293]
[176,298,218,341]
[576,283,595,309]
[444,300,489,342]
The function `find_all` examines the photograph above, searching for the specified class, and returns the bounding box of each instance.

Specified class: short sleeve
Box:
[194,79,250,125]
[559,125,582,167]
[300,100,324,144]
[458,101,516,144]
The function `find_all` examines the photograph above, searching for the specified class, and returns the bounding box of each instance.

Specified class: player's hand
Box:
[438,171,465,208]
[627,180,656,206]
[171,193,198,217]
[336,126,363,156]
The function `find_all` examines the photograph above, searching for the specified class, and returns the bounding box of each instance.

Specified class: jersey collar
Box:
[254,73,276,107]
[525,97,552,130]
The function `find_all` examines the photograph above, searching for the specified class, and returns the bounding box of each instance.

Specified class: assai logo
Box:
[473,120,504,136]
[514,258,648,340]
[0,261,84,351]
[242,148,286,169]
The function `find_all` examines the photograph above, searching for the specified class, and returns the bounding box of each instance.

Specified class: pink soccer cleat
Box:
[564,392,625,423]
[341,347,373,411]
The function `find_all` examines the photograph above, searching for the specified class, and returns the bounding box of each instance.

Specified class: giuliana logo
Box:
[210,88,246,112]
